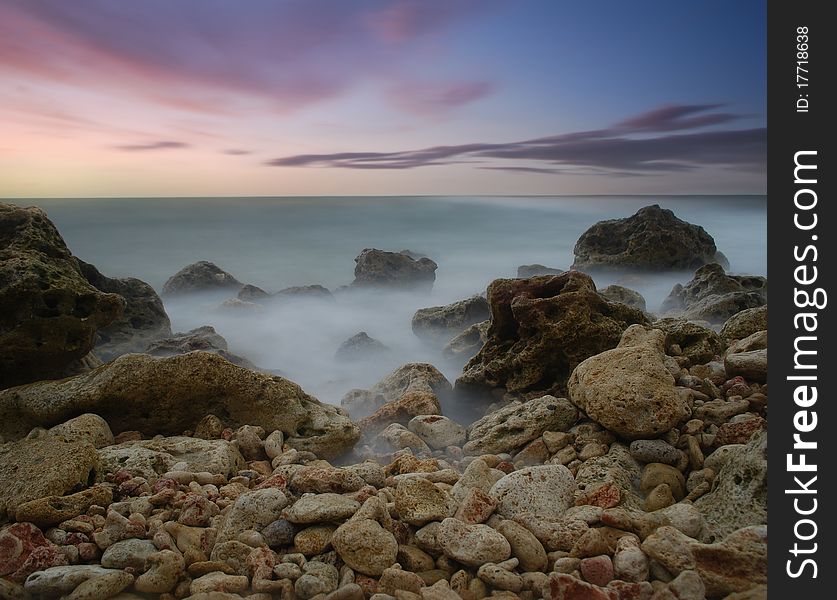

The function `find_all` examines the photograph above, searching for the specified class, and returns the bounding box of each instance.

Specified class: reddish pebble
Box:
[580,554,615,587]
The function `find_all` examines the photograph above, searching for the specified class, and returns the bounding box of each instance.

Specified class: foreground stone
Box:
[0,352,359,458]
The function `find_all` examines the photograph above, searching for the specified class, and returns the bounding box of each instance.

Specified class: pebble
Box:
[394,478,451,526]
[579,555,614,586]
[66,571,134,600]
[489,465,577,521]
[294,525,337,557]
[644,483,676,511]
[332,519,398,576]
[436,518,511,567]
[640,463,686,500]
[477,563,524,592]
[496,520,547,572]
[100,538,157,571]
[295,561,339,599]
[629,439,681,466]
[134,550,184,593]
[452,487,496,524]
[189,572,249,595]
[287,494,361,524]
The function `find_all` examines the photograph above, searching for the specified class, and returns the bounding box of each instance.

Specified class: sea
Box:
[7,195,766,405]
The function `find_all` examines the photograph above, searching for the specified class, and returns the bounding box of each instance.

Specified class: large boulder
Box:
[0,351,359,458]
[162,261,242,296]
[341,363,451,421]
[661,264,767,325]
[412,295,490,346]
[351,249,437,291]
[77,260,171,361]
[0,203,124,388]
[456,272,647,398]
[0,434,100,521]
[571,204,726,271]
[334,332,389,363]
[568,325,691,440]
[144,326,258,370]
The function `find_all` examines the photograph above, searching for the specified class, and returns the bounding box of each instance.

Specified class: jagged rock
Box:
[457,272,647,398]
[408,415,466,450]
[334,332,389,363]
[0,434,99,520]
[144,326,258,370]
[0,351,359,458]
[652,318,723,366]
[599,285,647,312]
[13,485,112,529]
[720,306,768,343]
[77,260,171,361]
[351,248,437,291]
[343,363,451,422]
[695,432,767,541]
[162,261,242,296]
[661,264,767,324]
[442,320,490,364]
[568,325,691,440]
[237,284,269,301]
[571,204,726,271]
[463,396,577,455]
[517,265,564,278]
[412,296,490,346]
[0,203,124,388]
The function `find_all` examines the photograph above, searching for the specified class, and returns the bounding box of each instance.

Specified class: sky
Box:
[0,0,766,197]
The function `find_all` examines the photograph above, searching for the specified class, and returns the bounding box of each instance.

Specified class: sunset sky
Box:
[0,0,766,197]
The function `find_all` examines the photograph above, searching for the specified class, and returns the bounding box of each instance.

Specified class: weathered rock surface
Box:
[436,517,511,567]
[236,284,269,302]
[0,203,124,388]
[334,332,389,363]
[442,320,490,364]
[408,415,466,450]
[490,465,577,521]
[457,272,647,398]
[331,518,398,576]
[464,396,577,455]
[143,326,257,370]
[13,485,112,528]
[517,265,564,278]
[652,318,722,366]
[568,326,691,440]
[724,349,767,383]
[351,249,437,291]
[162,261,242,296]
[572,204,726,272]
[412,296,490,346]
[77,260,171,361]
[0,352,359,458]
[273,284,334,301]
[662,264,767,324]
[599,285,647,312]
[720,305,768,343]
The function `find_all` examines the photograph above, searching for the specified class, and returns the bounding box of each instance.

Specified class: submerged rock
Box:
[273,284,334,301]
[237,284,269,301]
[599,285,647,312]
[517,264,564,278]
[571,204,726,271]
[342,363,451,421]
[334,332,389,363]
[0,203,124,388]
[0,351,359,458]
[144,325,258,370]
[457,271,647,398]
[162,261,242,296]
[412,295,490,346]
[351,248,437,291]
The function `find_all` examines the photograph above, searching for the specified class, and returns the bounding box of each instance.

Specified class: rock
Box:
[351,249,437,291]
[217,488,289,543]
[295,561,339,599]
[293,524,336,556]
[273,284,334,301]
[612,536,648,583]
[13,485,112,529]
[344,363,450,423]
[640,463,686,500]
[394,478,451,526]
[286,494,361,525]
[237,284,269,301]
[407,415,466,450]
[725,331,767,357]
[0,435,99,521]
[100,539,158,571]
[65,570,133,600]
[332,519,398,576]
[98,436,245,480]
[464,396,577,455]
[724,349,767,383]
[661,264,767,324]
[600,285,647,312]
[143,326,257,371]
[162,261,242,296]
[290,467,366,494]
[490,465,577,521]
[450,458,501,502]
[652,318,722,366]
[543,572,652,600]
[720,306,768,343]
[667,570,705,600]
[77,260,171,361]
[262,519,298,547]
[458,272,647,397]
[517,265,564,278]
[23,566,122,597]
[48,414,114,449]
[436,518,511,567]
[580,555,614,586]
[629,439,681,466]
[132,550,185,593]
[454,487,496,524]
[411,296,490,346]
[442,320,490,364]
[644,483,675,511]
[477,562,523,592]
[575,444,643,510]
[568,325,691,440]
[642,525,767,596]
[496,520,547,572]
[335,332,389,363]
[0,352,359,458]
[0,523,62,579]
[0,203,124,388]
[189,572,249,595]
[571,204,725,272]
[695,433,767,541]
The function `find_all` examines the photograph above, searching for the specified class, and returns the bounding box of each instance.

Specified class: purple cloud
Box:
[388,81,495,115]
[113,140,190,152]
[265,105,765,175]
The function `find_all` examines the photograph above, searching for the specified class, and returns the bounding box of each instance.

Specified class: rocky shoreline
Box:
[1,203,767,600]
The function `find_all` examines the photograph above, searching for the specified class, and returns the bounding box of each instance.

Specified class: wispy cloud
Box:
[222,149,253,156]
[265,105,765,176]
[387,81,495,115]
[113,140,190,152]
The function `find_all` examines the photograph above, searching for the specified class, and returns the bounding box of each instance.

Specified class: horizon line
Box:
[2,193,768,200]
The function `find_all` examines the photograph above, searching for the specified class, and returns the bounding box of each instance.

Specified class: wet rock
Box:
[14,485,112,529]
[407,415,466,450]
[490,465,577,521]
[720,306,768,343]
[568,326,691,440]
[464,396,577,455]
[661,264,767,324]
[162,261,242,296]
[517,264,564,278]
[351,249,437,291]
[458,271,647,397]
[0,352,359,459]
[412,296,490,346]
[0,435,99,521]
[335,332,389,363]
[332,519,398,576]
[436,518,511,567]
[571,204,725,272]
[0,203,124,388]
[600,285,647,312]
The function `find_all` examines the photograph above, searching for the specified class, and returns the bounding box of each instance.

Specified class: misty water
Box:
[12,195,766,405]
